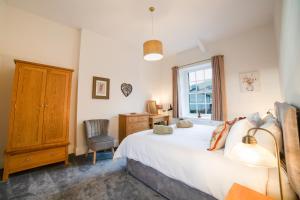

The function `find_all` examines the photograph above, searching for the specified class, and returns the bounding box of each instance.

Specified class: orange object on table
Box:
[225,183,274,200]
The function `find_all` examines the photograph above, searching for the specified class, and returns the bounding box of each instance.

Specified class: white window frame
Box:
[178,62,212,119]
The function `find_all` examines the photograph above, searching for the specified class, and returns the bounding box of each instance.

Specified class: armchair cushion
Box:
[87,135,114,151]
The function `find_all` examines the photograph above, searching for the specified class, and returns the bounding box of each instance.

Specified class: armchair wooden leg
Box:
[111,147,115,155]
[93,151,96,165]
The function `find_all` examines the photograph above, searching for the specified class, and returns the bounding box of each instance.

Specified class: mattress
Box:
[127,158,216,200]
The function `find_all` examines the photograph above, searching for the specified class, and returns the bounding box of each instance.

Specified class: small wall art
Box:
[92,76,110,99]
[121,83,132,97]
[239,71,260,92]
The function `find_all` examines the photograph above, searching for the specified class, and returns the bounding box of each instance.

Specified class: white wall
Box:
[157,24,282,119]
[0,3,80,167]
[76,29,160,155]
[277,0,300,107]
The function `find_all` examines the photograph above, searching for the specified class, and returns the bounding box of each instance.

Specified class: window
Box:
[178,62,212,119]
[188,68,212,117]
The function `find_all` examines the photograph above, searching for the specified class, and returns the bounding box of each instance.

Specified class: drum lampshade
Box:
[143,40,163,61]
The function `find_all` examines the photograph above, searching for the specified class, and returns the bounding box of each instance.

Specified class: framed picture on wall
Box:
[92,76,110,99]
[239,71,260,92]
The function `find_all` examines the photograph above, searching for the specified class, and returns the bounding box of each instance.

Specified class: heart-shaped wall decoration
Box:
[121,83,133,97]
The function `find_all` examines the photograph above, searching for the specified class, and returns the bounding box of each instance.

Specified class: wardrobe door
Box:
[42,69,71,144]
[10,65,47,149]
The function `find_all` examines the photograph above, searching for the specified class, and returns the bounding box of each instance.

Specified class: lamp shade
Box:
[229,142,277,168]
[156,104,163,109]
[143,40,163,61]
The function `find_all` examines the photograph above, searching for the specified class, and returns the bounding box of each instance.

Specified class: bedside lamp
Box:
[230,128,283,200]
[156,104,163,114]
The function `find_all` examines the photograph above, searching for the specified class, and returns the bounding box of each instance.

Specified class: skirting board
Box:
[127,159,216,200]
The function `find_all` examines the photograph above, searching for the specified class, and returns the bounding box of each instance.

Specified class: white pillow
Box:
[255,118,282,156]
[262,113,280,126]
[224,119,255,158]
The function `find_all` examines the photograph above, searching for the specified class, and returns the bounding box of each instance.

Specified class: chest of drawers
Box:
[119,113,149,144]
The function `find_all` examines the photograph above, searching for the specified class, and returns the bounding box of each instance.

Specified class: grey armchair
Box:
[83,119,115,164]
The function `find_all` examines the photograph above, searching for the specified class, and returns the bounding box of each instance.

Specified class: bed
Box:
[114,102,300,200]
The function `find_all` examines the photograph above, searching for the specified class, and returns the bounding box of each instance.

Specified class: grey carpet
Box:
[0,152,166,200]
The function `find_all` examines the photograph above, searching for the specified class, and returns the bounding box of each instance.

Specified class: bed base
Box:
[127,159,216,200]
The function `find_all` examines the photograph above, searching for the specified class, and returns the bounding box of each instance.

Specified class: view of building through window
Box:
[188,67,212,118]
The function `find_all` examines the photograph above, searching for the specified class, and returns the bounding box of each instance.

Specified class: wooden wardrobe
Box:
[2,60,73,181]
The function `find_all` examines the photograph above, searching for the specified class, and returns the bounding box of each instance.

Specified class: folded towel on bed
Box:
[176,119,193,128]
[153,125,173,135]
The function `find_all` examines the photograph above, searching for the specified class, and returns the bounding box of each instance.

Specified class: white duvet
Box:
[114,124,296,200]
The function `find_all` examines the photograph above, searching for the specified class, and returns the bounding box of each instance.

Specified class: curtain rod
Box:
[179,58,211,68]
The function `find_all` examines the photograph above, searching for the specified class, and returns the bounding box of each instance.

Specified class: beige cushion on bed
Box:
[153,125,173,135]
[176,119,193,128]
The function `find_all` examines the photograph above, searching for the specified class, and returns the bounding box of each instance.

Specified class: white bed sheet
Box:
[114,124,295,200]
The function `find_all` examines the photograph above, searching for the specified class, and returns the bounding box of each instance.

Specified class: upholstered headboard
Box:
[275,102,300,197]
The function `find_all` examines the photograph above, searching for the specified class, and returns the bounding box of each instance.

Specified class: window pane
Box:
[205,84,212,93]
[206,93,212,103]
[205,68,212,80]
[189,104,197,113]
[197,80,209,92]
[197,104,205,114]
[206,104,212,114]
[189,83,197,93]
[196,70,204,81]
[197,93,205,103]
[189,94,196,103]
[188,72,196,82]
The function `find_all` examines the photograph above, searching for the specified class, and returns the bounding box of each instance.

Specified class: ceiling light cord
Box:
[149,6,155,39]
[151,11,154,38]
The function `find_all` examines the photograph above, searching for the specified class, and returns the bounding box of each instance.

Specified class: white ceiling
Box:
[6,0,275,55]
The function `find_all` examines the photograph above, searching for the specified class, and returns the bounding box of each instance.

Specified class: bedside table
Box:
[225,183,273,200]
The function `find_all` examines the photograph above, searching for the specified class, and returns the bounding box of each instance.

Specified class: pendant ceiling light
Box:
[143,7,163,61]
